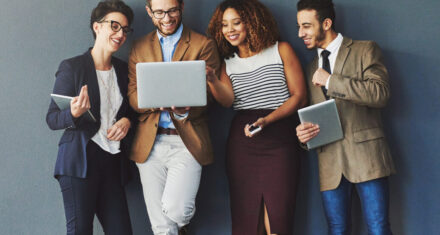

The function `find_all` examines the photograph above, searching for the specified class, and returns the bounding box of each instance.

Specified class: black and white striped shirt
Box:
[225,42,290,110]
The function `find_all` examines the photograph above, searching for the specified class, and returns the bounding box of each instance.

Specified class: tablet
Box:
[136,60,207,108]
[298,99,343,149]
[50,94,96,122]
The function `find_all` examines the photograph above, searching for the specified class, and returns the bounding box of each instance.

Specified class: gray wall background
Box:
[1,0,439,234]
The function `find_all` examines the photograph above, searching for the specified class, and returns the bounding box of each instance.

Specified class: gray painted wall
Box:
[1,0,439,234]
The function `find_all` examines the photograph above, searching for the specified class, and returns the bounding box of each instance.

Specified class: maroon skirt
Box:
[226,110,302,235]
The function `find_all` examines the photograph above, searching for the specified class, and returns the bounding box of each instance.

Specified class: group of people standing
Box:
[46,0,395,235]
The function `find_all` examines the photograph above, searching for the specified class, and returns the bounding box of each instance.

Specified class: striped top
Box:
[225,42,290,110]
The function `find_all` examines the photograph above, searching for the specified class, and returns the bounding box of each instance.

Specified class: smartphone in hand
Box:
[248,124,262,135]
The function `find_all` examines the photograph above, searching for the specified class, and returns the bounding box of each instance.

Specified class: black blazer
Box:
[46,49,136,183]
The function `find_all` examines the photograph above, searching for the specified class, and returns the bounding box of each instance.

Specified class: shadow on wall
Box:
[125,168,153,234]
[191,104,235,234]
[382,50,409,235]
[382,49,437,235]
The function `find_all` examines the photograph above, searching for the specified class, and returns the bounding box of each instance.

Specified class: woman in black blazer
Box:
[46,1,135,234]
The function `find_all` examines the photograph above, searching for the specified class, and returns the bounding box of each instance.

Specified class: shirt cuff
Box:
[325,75,331,89]
[172,111,189,120]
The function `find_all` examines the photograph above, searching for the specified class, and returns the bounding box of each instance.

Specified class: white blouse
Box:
[91,66,123,154]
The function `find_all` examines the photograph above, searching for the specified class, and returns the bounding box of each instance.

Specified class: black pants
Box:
[57,141,132,235]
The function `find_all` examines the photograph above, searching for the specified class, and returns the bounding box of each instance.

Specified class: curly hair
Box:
[207,0,280,59]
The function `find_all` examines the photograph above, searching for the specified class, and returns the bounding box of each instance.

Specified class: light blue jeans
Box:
[321,176,392,235]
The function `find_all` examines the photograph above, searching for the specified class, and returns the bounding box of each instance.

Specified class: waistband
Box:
[157,127,179,135]
[236,109,274,116]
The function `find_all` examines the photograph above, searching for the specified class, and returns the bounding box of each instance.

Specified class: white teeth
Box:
[162,22,174,27]
[228,35,239,40]
[112,39,120,44]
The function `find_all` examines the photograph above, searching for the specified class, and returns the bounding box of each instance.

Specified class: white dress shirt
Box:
[317,33,343,89]
[156,24,188,128]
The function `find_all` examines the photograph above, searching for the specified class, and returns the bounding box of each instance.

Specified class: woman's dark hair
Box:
[207,0,280,59]
[297,0,336,30]
[90,0,134,38]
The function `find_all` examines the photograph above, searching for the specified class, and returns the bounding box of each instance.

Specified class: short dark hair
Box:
[207,0,280,59]
[297,0,336,30]
[90,0,134,38]
[146,0,183,8]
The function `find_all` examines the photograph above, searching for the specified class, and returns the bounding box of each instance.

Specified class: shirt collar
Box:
[317,33,343,57]
[157,24,183,45]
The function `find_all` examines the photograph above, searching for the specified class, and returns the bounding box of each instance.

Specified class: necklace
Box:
[97,66,120,138]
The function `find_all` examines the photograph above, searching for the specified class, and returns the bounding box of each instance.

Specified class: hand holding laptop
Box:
[205,65,217,83]
[159,106,190,115]
[71,85,91,118]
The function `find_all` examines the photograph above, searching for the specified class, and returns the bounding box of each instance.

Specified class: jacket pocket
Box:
[58,131,74,145]
[353,127,384,143]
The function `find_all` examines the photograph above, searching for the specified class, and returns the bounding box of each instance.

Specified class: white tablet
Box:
[50,94,96,122]
[136,60,207,109]
[298,99,343,149]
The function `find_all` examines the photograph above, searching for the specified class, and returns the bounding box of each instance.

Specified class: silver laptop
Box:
[136,60,207,108]
[298,99,343,149]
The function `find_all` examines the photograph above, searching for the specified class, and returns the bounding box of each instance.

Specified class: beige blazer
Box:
[306,37,396,191]
[127,26,221,165]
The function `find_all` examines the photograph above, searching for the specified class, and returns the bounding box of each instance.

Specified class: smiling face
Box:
[147,0,183,37]
[221,8,247,47]
[297,9,328,49]
[93,12,128,53]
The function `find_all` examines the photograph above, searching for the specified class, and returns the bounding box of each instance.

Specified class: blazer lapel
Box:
[84,50,101,121]
[333,37,352,76]
[150,34,164,62]
[172,26,190,62]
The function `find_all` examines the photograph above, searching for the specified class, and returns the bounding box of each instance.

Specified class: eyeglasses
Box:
[150,7,181,19]
[99,20,133,35]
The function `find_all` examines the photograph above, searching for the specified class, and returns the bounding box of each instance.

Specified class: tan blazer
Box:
[127,26,221,165]
[306,37,396,191]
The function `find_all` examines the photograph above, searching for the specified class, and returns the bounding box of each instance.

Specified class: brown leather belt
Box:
[157,127,179,135]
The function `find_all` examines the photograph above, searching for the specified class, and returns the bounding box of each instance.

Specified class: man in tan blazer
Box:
[127,0,220,234]
[295,0,395,234]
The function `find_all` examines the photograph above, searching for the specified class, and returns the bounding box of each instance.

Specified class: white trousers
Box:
[136,134,202,235]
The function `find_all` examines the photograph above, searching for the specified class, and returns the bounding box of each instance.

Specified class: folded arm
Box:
[328,41,390,108]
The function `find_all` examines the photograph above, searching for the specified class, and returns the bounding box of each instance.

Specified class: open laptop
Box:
[136,60,207,109]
